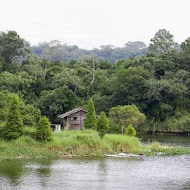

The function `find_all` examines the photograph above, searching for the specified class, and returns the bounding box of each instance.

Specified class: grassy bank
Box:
[0,130,190,161]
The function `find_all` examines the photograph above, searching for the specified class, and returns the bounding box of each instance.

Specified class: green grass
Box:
[0,130,190,161]
[0,136,52,161]
[49,130,111,156]
[148,141,190,155]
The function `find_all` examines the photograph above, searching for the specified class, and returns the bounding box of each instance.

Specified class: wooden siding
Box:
[63,110,86,130]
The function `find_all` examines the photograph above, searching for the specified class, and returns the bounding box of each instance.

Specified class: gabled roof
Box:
[58,108,87,118]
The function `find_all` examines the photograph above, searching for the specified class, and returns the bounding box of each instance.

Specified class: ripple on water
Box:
[0,155,190,190]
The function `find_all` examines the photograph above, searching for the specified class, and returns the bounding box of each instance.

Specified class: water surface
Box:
[0,135,190,190]
[140,134,190,147]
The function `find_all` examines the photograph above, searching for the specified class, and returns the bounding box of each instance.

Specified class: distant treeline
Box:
[32,41,148,63]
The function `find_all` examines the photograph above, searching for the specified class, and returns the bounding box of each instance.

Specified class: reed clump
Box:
[0,130,190,161]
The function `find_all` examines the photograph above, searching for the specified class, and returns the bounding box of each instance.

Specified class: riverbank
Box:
[0,130,190,161]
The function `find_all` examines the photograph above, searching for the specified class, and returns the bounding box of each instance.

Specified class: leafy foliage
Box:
[125,124,136,136]
[97,111,109,138]
[0,29,190,134]
[85,99,97,129]
[0,31,27,71]
[0,90,41,127]
[109,105,146,134]
[3,95,23,140]
[36,116,52,141]
[148,29,178,54]
[32,40,147,63]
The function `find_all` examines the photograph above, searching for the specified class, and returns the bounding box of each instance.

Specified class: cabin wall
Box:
[66,111,86,130]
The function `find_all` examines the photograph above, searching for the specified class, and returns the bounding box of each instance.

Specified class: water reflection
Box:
[139,134,190,147]
[0,135,190,190]
[98,158,107,173]
[36,158,53,177]
[0,156,190,190]
[0,159,25,184]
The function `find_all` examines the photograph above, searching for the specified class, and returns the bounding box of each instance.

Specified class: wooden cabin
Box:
[58,108,87,130]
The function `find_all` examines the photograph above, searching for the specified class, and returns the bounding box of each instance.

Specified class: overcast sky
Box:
[0,0,190,49]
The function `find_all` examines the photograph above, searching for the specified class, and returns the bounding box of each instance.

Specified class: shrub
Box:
[21,104,41,127]
[3,95,23,140]
[125,124,136,136]
[36,116,52,141]
[0,123,6,138]
[85,99,97,129]
[107,120,120,134]
[23,127,36,138]
[149,141,162,150]
[97,111,109,138]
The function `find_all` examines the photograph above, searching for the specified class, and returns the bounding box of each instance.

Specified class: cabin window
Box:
[73,117,78,120]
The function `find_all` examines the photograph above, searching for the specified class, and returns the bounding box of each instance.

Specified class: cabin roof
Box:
[58,108,87,118]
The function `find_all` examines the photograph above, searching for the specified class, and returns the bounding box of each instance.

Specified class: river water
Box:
[0,135,190,190]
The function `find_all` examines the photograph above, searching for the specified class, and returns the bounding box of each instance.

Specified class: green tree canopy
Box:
[112,67,150,109]
[0,31,26,71]
[148,29,177,54]
[181,37,190,54]
[109,104,146,134]
[39,87,77,122]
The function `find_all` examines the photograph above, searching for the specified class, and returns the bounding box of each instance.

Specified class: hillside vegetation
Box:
[0,29,190,133]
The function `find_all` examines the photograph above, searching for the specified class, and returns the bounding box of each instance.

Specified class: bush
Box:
[0,123,6,138]
[107,120,120,134]
[85,99,97,129]
[21,104,41,127]
[125,124,136,136]
[3,95,23,140]
[97,112,109,138]
[23,127,36,138]
[149,141,162,150]
[36,116,52,141]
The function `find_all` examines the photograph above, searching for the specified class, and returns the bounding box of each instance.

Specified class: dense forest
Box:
[32,41,148,63]
[0,29,190,134]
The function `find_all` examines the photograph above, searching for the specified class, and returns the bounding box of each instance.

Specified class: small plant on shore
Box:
[125,124,136,136]
[3,95,23,140]
[97,111,109,138]
[85,99,97,129]
[149,141,162,150]
[36,116,52,141]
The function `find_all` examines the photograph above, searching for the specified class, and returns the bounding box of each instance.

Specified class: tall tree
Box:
[97,111,109,138]
[85,99,97,129]
[36,116,52,141]
[0,31,26,71]
[3,95,23,140]
[180,37,190,71]
[148,29,176,54]
[181,37,190,54]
